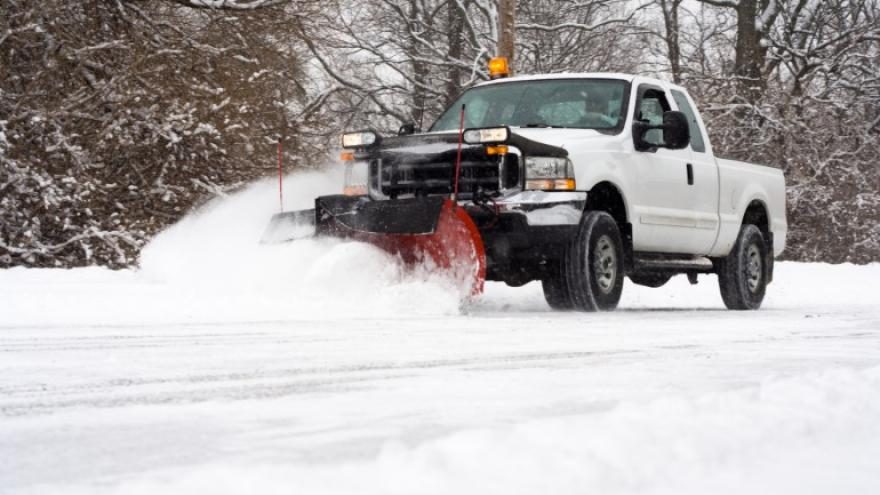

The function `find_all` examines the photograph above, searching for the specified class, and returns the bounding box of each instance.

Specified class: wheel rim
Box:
[593,235,617,294]
[746,244,762,293]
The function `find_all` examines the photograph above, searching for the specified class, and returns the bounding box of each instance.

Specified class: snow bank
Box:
[473,261,880,314]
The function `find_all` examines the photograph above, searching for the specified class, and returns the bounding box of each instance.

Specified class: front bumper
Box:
[491,191,586,226]
[465,191,587,284]
[264,191,587,285]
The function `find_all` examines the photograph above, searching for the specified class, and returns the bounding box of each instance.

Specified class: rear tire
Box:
[563,211,625,312]
[717,224,768,310]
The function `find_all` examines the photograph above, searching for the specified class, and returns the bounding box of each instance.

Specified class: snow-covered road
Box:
[3,263,879,494]
[2,176,879,494]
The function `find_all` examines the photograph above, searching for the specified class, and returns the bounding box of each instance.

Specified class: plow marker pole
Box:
[278,139,284,212]
[452,104,466,203]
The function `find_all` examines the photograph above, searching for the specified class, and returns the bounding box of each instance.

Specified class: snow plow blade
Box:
[261,208,317,243]
[263,195,486,294]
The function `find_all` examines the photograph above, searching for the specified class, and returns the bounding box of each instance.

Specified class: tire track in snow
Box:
[1,348,645,417]
[8,326,880,418]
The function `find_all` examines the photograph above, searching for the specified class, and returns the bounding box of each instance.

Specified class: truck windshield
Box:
[430,79,628,133]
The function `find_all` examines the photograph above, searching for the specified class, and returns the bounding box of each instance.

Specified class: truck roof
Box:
[474,72,670,88]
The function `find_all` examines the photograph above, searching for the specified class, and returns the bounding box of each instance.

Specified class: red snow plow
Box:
[263,194,487,294]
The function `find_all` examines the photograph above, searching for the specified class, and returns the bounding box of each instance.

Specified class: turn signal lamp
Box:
[488,57,511,79]
[525,178,576,191]
[340,151,355,161]
[343,185,368,196]
[486,145,508,156]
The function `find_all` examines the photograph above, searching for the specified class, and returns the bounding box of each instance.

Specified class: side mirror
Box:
[662,111,690,150]
[632,110,690,151]
[397,123,417,136]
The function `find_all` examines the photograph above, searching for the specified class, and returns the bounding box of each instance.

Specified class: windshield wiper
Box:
[521,123,563,128]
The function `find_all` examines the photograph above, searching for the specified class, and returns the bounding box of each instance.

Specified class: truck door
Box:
[670,89,721,255]
[630,84,703,254]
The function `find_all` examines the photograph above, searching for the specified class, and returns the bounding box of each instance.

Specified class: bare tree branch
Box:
[166,0,291,9]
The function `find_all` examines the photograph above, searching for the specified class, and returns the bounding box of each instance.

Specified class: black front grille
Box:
[371,152,519,199]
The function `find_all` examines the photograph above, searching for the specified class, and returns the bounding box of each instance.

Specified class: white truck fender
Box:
[712,160,787,257]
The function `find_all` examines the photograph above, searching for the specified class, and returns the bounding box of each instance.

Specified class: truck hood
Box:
[420,128,619,154]
[375,129,569,158]
[508,128,619,151]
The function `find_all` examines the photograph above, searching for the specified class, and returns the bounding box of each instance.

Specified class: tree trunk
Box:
[498,0,516,63]
[659,0,682,83]
[733,0,766,104]
[445,1,465,106]
[406,0,428,127]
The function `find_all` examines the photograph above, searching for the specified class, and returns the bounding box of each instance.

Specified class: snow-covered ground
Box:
[2,174,879,494]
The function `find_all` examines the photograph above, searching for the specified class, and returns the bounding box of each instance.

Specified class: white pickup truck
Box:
[283,70,787,311]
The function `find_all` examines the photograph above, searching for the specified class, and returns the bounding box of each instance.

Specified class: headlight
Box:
[343,160,368,196]
[525,156,572,178]
[525,156,576,191]
[341,131,378,149]
[463,127,509,144]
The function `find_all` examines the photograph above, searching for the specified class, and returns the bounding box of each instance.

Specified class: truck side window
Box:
[636,88,671,146]
[671,90,706,153]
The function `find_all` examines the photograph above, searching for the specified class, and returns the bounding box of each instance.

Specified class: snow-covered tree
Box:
[0,0,316,267]
[657,0,880,262]
[2,0,876,267]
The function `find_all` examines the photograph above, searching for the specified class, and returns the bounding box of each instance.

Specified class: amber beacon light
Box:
[488,57,511,79]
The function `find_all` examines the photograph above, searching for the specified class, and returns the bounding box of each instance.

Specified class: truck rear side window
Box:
[671,90,706,153]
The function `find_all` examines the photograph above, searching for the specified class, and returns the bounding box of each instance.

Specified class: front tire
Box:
[717,224,768,310]
[541,262,574,310]
[563,211,625,312]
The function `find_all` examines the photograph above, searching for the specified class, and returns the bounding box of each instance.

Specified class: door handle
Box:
[686,163,694,185]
